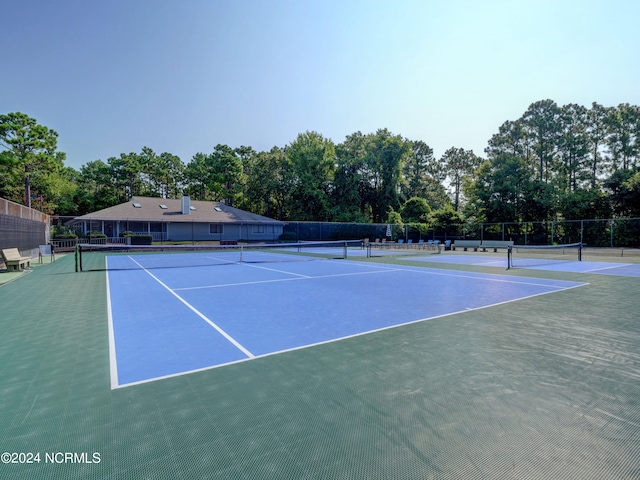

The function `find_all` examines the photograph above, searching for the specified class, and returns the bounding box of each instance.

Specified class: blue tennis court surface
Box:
[404,254,508,267]
[514,260,640,274]
[403,253,640,276]
[107,254,586,387]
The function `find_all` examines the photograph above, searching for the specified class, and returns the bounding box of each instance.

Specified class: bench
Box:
[480,240,514,252]
[1,248,32,271]
[452,240,481,252]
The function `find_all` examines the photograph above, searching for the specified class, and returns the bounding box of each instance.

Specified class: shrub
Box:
[280,232,297,242]
[130,235,153,245]
[51,225,78,239]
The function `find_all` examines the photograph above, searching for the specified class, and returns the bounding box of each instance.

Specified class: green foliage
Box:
[401,197,431,223]
[130,235,153,245]
[559,188,610,220]
[5,100,640,228]
[286,131,336,221]
[430,206,464,236]
[441,147,482,211]
[279,232,298,242]
[386,209,404,240]
[51,225,78,239]
[119,231,152,244]
[0,112,61,209]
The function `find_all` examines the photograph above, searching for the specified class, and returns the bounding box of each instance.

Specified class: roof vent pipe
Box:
[181,194,190,215]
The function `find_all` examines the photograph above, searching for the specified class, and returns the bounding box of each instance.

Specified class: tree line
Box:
[1,99,639,230]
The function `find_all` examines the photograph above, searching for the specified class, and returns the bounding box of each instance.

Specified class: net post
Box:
[343,241,347,259]
[506,245,512,270]
[578,243,582,261]
[75,243,79,272]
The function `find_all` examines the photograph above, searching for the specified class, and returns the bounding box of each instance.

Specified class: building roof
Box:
[71,196,286,224]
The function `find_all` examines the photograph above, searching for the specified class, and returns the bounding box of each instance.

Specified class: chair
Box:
[39,244,55,263]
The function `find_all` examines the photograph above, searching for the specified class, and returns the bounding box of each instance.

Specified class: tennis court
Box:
[105,248,585,387]
[402,243,640,277]
[2,245,640,479]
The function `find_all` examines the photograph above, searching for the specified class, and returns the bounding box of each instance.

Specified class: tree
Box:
[40,166,78,215]
[441,147,481,211]
[366,129,409,222]
[400,197,431,223]
[486,119,531,160]
[108,153,142,202]
[286,131,336,221]
[233,145,256,210]
[605,103,640,172]
[245,147,292,219]
[521,99,561,183]
[76,160,117,213]
[207,144,246,206]
[155,152,185,199]
[467,154,535,223]
[557,103,589,193]
[0,112,60,208]
[604,169,640,217]
[402,140,441,195]
[586,102,610,187]
[183,153,211,200]
[623,171,640,216]
[332,132,372,221]
[430,205,464,237]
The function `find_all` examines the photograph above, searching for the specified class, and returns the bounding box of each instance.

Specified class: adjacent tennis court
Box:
[106,249,585,387]
[401,243,640,277]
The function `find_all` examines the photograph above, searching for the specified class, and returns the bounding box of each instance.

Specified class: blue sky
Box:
[2,0,639,170]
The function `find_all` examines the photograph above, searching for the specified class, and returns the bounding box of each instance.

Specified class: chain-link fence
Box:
[282,218,640,247]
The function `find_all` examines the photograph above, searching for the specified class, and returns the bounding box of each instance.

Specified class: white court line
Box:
[370,262,587,289]
[173,267,402,291]
[106,257,119,389]
[582,263,633,273]
[126,255,255,359]
[240,262,311,278]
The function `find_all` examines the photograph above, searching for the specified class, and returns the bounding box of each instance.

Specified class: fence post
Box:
[610,219,614,247]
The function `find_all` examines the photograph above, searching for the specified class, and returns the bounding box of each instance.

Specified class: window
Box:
[132,203,141,208]
[252,225,265,234]
[214,207,222,212]
[190,206,196,211]
[159,204,168,209]
[209,224,223,234]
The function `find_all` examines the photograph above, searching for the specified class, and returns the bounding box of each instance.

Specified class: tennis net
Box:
[77,240,363,272]
[365,241,441,258]
[507,243,583,269]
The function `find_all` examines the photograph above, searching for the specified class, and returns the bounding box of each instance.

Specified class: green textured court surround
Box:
[1,254,639,479]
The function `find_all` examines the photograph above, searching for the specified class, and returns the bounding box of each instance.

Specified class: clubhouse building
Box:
[68,195,286,242]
